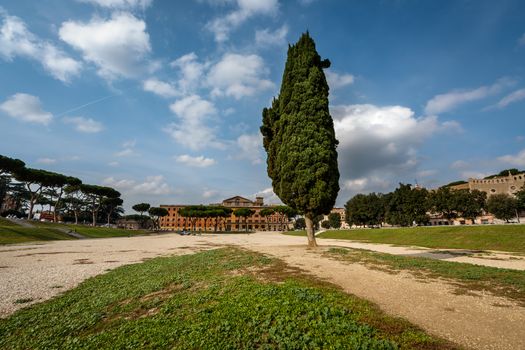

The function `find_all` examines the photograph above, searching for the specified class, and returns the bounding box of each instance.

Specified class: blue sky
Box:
[1,0,525,212]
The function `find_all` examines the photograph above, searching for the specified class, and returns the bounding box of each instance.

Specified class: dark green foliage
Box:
[516,186,525,211]
[132,203,151,216]
[484,168,522,179]
[385,184,429,226]
[294,217,306,230]
[0,248,449,349]
[260,32,339,229]
[345,193,385,227]
[321,220,330,229]
[148,207,169,230]
[487,194,518,222]
[0,154,25,174]
[444,180,468,187]
[328,212,341,229]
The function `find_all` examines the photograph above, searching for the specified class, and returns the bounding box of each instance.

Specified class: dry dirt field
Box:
[1,231,524,350]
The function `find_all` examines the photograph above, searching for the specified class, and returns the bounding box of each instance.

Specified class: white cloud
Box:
[108,161,120,167]
[114,139,138,157]
[202,189,219,199]
[207,53,274,99]
[325,70,355,89]
[78,0,152,9]
[175,154,217,167]
[206,0,279,42]
[0,10,81,82]
[59,12,151,79]
[0,93,53,125]
[63,116,103,133]
[460,171,489,180]
[416,169,436,178]
[234,133,263,164]
[425,78,513,115]
[497,88,525,108]
[498,149,525,167]
[255,25,288,47]
[170,52,206,95]
[103,175,173,195]
[332,104,458,193]
[518,33,525,46]
[253,187,282,205]
[165,95,224,150]
[143,78,179,98]
[450,160,469,169]
[36,157,57,165]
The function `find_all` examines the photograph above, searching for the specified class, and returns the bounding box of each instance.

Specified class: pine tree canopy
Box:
[261,32,339,217]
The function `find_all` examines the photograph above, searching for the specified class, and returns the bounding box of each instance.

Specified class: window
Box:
[490,189,496,193]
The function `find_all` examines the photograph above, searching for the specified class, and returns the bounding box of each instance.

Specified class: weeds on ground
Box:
[0,247,455,349]
[326,247,525,306]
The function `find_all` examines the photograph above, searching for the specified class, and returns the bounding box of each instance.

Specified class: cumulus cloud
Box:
[175,154,217,167]
[0,93,53,125]
[0,10,81,82]
[496,88,525,108]
[425,78,513,115]
[325,70,354,89]
[63,116,103,133]
[206,0,279,42]
[165,95,224,150]
[142,78,179,98]
[59,12,151,79]
[103,175,173,195]
[498,149,525,167]
[36,157,57,165]
[233,133,263,164]
[169,52,206,95]
[253,187,282,205]
[207,53,274,99]
[332,104,459,194]
[78,0,152,9]
[255,25,288,47]
[202,189,220,199]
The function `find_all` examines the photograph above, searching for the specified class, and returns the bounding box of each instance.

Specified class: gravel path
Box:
[1,232,524,349]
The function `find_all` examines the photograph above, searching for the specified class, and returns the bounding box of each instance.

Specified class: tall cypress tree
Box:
[261,32,339,247]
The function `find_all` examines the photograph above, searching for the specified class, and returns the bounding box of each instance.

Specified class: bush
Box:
[1,209,24,218]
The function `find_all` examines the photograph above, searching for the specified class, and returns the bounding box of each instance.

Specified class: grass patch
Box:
[0,220,152,244]
[326,247,525,306]
[0,247,455,349]
[285,225,525,253]
[0,226,73,244]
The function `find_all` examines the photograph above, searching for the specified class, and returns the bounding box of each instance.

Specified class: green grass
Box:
[0,220,152,244]
[285,225,525,253]
[0,226,74,244]
[0,248,455,349]
[326,247,525,306]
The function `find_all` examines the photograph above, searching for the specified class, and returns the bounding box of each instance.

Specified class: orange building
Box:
[159,196,290,232]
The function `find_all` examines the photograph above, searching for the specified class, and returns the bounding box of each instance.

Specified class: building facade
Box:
[159,196,290,232]
[465,172,525,197]
[322,207,350,229]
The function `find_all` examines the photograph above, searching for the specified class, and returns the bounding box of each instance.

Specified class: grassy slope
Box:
[0,226,73,244]
[0,220,150,244]
[326,247,525,306]
[0,248,455,349]
[286,225,525,253]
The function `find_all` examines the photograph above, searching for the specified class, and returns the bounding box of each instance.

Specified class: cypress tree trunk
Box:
[305,214,317,247]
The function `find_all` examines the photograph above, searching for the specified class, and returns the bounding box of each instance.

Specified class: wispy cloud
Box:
[63,116,103,133]
[496,88,525,108]
[425,78,514,115]
[175,154,217,167]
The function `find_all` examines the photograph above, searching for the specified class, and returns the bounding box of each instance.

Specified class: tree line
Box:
[0,154,123,226]
[126,203,297,232]
[345,183,525,227]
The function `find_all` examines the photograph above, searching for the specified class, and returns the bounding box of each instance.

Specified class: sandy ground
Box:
[1,232,525,349]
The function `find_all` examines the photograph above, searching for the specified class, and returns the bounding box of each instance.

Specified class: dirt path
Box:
[1,232,524,349]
